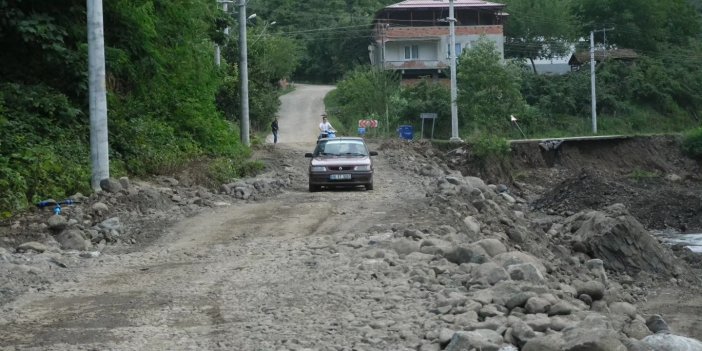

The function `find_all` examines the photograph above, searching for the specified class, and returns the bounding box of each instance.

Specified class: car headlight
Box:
[355,165,371,171]
[311,166,326,172]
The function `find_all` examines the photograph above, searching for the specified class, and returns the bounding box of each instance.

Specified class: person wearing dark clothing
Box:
[271,117,279,144]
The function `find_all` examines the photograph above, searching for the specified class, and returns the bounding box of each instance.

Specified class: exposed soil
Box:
[444,136,702,233]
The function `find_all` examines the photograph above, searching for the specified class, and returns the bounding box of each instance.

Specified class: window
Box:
[404,45,419,59]
[447,43,462,58]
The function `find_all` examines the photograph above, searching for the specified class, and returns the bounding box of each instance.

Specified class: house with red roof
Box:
[370,0,507,82]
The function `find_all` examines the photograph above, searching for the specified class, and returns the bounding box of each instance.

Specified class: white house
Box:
[370,0,507,82]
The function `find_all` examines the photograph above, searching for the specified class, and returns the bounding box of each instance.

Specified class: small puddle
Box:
[652,231,702,253]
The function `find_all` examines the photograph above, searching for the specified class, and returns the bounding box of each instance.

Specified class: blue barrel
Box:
[398,125,414,140]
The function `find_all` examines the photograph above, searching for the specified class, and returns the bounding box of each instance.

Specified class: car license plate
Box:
[330,174,351,180]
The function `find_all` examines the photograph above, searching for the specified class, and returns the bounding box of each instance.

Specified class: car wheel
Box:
[309,184,320,192]
[365,182,374,191]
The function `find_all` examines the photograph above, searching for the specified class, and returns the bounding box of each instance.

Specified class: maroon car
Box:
[305,137,378,192]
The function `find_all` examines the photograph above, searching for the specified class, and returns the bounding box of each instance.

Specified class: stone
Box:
[463,216,481,235]
[445,329,504,351]
[16,241,49,253]
[493,251,547,275]
[91,202,109,214]
[642,333,702,350]
[646,314,671,334]
[56,229,91,251]
[473,261,510,286]
[522,333,565,351]
[507,263,546,284]
[475,238,507,257]
[118,176,131,189]
[609,302,636,319]
[100,178,123,193]
[548,300,579,316]
[524,296,551,314]
[505,291,538,310]
[47,215,68,231]
[561,327,626,351]
[510,320,536,346]
[574,280,605,300]
[444,244,489,265]
[623,317,652,340]
[565,205,677,275]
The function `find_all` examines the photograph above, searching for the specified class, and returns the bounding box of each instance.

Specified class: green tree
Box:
[397,80,451,139]
[248,0,397,82]
[218,26,300,132]
[502,0,579,72]
[457,38,526,136]
[574,0,701,51]
[327,66,400,134]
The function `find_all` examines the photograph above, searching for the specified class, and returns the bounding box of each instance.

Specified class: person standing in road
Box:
[271,117,279,144]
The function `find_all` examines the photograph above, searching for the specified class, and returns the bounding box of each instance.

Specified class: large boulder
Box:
[565,204,677,275]
[641,334,702,351]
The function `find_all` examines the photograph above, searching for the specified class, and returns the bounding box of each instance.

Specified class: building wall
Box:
[379,33,504,68]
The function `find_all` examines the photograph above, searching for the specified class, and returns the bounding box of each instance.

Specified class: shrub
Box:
[471,135,511,160]
[682,126,702,159]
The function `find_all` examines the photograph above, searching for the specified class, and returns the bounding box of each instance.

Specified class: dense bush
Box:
[457,39,527,136]
[397,80,451,139]
[326,67,401,135]
[0,1,285,215]
[682,126,702,159]
[0,83,91,216]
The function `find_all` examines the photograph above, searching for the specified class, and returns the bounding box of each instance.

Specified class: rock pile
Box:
[370,142,701,350]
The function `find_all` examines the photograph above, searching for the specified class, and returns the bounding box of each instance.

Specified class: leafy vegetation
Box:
[682,127,702,159]
[501,0,578,72]
[247,0,398,82]
[325,67,401,136]
[627,169,660,181]
[457,38,527,137]
[0,0,297,215]
[471,136,512,161]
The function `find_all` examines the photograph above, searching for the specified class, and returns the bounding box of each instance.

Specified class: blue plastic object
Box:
[398,125,414,140]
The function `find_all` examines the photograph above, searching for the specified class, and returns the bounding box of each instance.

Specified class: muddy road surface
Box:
[0,150,430,349]
[0,83,431,350]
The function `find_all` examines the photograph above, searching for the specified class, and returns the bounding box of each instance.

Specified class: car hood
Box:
[311,156,371,166]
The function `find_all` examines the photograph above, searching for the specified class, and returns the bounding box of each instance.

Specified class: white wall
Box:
[384,41,440,62]
[381,34,504,65]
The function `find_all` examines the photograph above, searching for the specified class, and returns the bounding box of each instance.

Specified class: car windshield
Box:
[315,140,368,157]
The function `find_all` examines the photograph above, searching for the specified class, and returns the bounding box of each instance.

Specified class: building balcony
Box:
[376,25,503,42]
[382,60,448,70]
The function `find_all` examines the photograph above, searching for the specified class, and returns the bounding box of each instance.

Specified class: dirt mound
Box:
[532,169,702,231]
[437,135,702,232]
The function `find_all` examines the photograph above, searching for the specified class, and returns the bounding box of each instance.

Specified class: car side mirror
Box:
[305,153,314,158]
[369,151,378,156]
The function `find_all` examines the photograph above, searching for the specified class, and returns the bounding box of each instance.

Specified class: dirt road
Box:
[267,84,336,144]
[0,85,434,350]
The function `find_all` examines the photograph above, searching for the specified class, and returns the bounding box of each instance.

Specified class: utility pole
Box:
[239,0,250,146]
[88,0,109,190]
[590,30,596,134]
[215,1,230,66]
[590,27,614,134]
[448,0,461,142]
